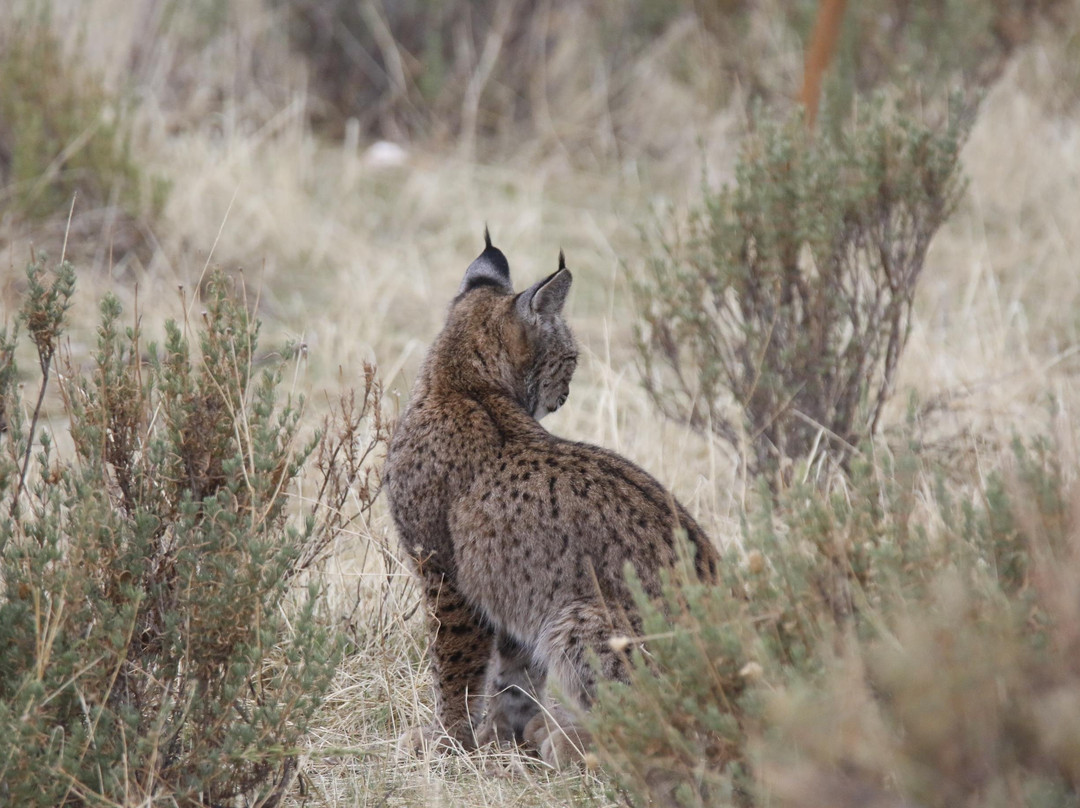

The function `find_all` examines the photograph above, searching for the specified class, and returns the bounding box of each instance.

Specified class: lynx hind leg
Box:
[475,632,546,748]
[528,601,631,767]
[400,571,493,755]
[523,703,595,770]
[541,600,632,707]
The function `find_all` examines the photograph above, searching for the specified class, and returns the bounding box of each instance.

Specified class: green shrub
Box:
[756,438,1080,808]
[0,15,157,224]
[635,100,971,484]
[587,433,1080,806]
[0,260,385,806]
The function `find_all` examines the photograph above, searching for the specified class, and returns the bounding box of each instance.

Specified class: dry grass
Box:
[3,0,1080,805]
[898,45,1080,466]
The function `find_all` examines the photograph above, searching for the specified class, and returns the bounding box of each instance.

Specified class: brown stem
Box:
[12,352,52,520]
[799,0,848,131]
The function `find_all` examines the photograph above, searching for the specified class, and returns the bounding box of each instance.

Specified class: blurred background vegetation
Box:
[3,0,1075,273]
[3,0,1080,805]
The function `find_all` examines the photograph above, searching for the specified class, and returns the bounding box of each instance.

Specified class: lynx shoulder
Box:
[385,231,719,764]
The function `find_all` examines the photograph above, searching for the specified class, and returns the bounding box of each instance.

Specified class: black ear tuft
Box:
[458,228,512,296]
[558,249,566,271]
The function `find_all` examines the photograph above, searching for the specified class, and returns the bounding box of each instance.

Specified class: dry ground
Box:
[3,2,1080,805]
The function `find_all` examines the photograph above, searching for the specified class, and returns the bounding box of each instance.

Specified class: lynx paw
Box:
[473,714,512,749]
[523,707,594,769]
[474,694,541,749]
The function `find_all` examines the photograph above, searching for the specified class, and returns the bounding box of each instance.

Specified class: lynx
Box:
[384,231,720,765]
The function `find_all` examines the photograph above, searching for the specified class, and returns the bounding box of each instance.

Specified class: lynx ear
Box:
[517,255,572,319]
[458,226,512,295]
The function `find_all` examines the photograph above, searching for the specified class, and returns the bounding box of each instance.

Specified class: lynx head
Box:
[446,229,577,420]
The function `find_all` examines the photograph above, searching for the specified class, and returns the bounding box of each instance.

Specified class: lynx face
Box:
[449,234,578,421]
[522,308,577,420]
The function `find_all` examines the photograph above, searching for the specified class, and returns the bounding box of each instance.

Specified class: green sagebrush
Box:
[0,19,158,225]
[0,261,384,807]
[635,98,972,485]
[587,432,1080,807]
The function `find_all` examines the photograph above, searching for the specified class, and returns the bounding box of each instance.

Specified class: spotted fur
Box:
[384,232,719,763]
